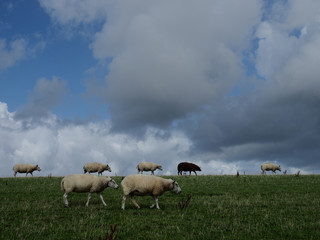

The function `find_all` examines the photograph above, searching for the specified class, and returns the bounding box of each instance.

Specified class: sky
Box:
[1,0,320,177]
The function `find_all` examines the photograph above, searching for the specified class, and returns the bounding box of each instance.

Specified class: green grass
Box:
[1,175,320,239]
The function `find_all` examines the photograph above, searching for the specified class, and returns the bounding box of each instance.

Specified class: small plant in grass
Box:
[90,224,117,240]
[178,194,191,210]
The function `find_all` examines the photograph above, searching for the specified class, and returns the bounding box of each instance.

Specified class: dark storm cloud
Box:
[182,71,320,171]
[92,0,261,131]
[15,77,67,120]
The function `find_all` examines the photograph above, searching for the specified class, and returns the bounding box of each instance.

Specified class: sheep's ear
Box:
[36,165,38,167]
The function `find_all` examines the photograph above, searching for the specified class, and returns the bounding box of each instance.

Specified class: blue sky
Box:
[1,0,320,177]
[0,0,103,119]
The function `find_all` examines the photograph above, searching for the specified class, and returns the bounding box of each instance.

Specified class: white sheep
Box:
[121,174,181,210]
[261,163,281,174]
[61,174,119,207]
[83,162,111,176]
[137,162,163,175]
[13,164,41,177]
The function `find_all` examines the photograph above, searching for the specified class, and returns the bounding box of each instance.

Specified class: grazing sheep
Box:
[121,174,181,210]
[61,174,119,207]
[83,162,111,176]
[137,162,162,175]
[13,164,41,177]
[177,162,201,176]
[261,163,281,174]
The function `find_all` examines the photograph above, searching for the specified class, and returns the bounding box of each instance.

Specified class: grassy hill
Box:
[1,175,320,239]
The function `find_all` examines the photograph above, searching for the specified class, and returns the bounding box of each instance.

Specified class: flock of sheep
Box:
[12,162,183,209]
[12,161,282,209]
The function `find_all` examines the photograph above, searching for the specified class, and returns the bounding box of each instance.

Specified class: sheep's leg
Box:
[194,171,197,176]
[31,172,33,176]
[63,193,69,207]
[86,193,92,206]
[150,196,160,209]
[130,195,140,209]
[151,170,154,175]
[98,193,107,206]
[14,172,16,177]
[121,195,127,210]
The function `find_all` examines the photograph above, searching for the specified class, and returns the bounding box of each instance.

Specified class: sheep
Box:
[261,163,281,174]
[83,162,111,176]
[137,162,163,175]
[61,174,119,207]
[13,164,41,177]
[177,162,201,176]
[121,174,181,210]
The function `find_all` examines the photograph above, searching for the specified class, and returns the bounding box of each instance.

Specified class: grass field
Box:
[1,175,320,239]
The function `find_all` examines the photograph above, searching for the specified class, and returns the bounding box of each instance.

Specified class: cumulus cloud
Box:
[90,0,261,130]
[2,101,220,177]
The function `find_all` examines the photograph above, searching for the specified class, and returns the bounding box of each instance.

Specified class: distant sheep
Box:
[83,162,111,176]
[137,162,162,175]
[13,164,41,177]
[61,174,119,207]
[121,174,181,210]
[177,162,201,176]
[261,163,281,174]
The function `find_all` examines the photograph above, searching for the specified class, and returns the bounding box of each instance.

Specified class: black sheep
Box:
[177,162,201,176]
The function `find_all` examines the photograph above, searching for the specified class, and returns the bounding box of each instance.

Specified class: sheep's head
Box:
[104,164,112,172]
[158,165,163,171]
[36,165,41,171]
[172,181,181,194]
[108,178,119,189]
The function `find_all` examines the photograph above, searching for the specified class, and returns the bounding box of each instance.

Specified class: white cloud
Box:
[255,21,300,79]
[0,102,196,177]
